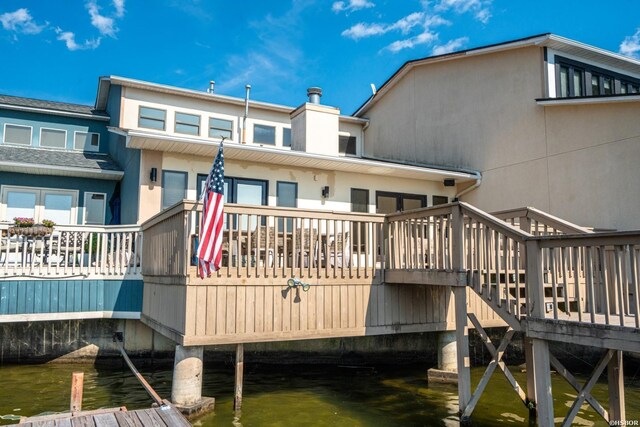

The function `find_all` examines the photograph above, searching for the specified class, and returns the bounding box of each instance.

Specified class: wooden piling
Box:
[608,350,625,422]
[234,343,244,411]
[70,371,84,412]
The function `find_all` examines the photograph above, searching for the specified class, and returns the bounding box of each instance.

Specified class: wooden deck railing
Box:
[0,223,143,279]
[142,201,385,282]
[492,206,593,235]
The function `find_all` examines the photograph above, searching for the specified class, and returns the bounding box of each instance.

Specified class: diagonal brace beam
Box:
[550,353,609,422]
[462,314,525,419]
[561,350,613,427]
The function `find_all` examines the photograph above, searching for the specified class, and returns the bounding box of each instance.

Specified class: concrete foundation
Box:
[428,331,459,385]
[171,345,204,406]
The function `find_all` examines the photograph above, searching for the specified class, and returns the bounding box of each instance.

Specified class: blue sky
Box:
[1,0,639,114]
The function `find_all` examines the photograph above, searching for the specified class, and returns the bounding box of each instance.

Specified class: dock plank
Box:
[92,414,119,427]
[131,410,164,427]
[155,402,190,427]
[70,415,96,427]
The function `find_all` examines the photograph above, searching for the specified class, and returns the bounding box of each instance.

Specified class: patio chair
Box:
[326,232,351,268]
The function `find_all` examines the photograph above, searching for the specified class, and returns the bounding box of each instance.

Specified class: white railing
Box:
[0,223,143,279]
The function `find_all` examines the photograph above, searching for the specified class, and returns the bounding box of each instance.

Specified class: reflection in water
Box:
[0,362,638,426]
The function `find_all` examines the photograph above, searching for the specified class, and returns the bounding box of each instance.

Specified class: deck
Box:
[9,401,190,427]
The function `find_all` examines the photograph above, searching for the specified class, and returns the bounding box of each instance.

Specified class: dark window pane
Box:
[139,107,166,130]
[433,195,448,205]
[603,77,613,95]
[376,195,398,214]
[339,135,357,155]
[277,181,297,230]
[559,66,569,97]
[573,69,584,96]
[592,75,600,96]
[254,124,275,145]
[283,128,291,147]
[162,170,187,210]
[621,83,628,94]
[351,188,369,213]
[175,112,200,135]
[403,197,423,211]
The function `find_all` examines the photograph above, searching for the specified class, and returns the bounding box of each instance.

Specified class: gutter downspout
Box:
[454,171,482,200]
[241,85,251,144]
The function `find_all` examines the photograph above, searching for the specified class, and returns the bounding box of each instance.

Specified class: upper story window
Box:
[209,117,233,140]
[139,106,166,130]
[40,128,66,149]
[74,131,100,152]
[556,56,640,98]
[339,135,357,156]
[254,124,275,145]
[175,112,200,136]
[3,124,31,145]
[282,128,291,147]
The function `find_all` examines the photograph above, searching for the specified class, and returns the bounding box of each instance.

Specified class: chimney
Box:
[208,81,215,93]
[290,87,339,156]
[307,87,322,104]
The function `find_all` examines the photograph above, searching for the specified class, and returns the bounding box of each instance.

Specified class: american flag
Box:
[196,140,225,278]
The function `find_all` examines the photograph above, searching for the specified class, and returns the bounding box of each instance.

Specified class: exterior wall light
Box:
[321,186,330,198]
[150,167,158,182]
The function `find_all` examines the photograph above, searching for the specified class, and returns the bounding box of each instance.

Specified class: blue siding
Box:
[0,280,143,315]
[0,109,109,154]
[0,172,117,224]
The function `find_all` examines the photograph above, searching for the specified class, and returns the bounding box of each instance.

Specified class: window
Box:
[84,192,106,225]
[1,186,78,224]
[209,117,233,140]
[558,64,584,97]
[339,135,357,156]
[432,195,449,206]
[139,106,166,130]
[3,124,32,145]
[40,128,67,149]
[556,56,640,97]
[175,112,200,136]
[162,170,187,210]
[282,128,291,147]
[376,191,426,214]
[253,124,275,145]
[277,181,297,230]
[74,132,100,151]
[351,188,369,251]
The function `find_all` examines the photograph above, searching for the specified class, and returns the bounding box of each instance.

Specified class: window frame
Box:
[253,123,276,145]
[83,191,107,225]
[73,131,100,152]
[174,111,201,136]
[282,127,292,148]
[161,169,188,210]
[375,191,427,213]
[0,184,79,225]
[2,123,32,146]
[555,55,640,97]
[39,127,67,150]
[339,134,357,156]
[208,117,234,140]
[432,195,449,206]
[138,106,167,131]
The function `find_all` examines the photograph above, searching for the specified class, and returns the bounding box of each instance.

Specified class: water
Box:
[0,362,639,426]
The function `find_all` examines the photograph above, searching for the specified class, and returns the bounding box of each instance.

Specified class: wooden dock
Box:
[8,400,190,427]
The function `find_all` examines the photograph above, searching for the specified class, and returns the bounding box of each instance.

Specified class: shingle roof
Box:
[0,94,109,119]
[0,145,122,172]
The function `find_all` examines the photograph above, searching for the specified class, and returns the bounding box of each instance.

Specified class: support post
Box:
[524,336,536,416]
[526,239,554,426]
[70,372,84,413]
[451,204,471,417]
[234,343,244,411]
[172,345,204,407]
[437,331,458,372]
[608,350,625,423]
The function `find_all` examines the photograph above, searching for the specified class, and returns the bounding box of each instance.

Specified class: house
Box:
[355,33,640,231]
[95,76,477,225]
[0,94,122,226]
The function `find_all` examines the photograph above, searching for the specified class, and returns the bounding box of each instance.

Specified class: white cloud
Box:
[0,8,45,35]
[86,1,117,37]
[388,12,425,34]
[113,0,126,18]
[620,28,640,59]
[435,0,492,23]
[386,31,437,52]
[332,0,375,14]
[341,22,387,40]
[431,36,468,55]
[55,27,101,51]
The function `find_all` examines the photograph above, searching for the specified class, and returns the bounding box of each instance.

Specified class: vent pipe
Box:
[307,87,322,104]
[207,81,215,93]
[241,84,251,144]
